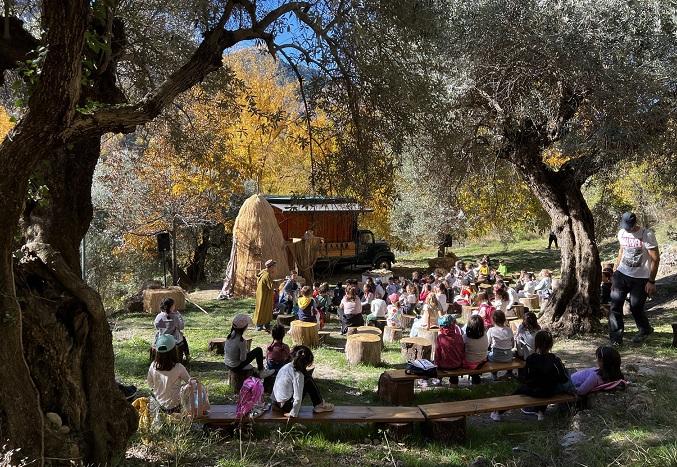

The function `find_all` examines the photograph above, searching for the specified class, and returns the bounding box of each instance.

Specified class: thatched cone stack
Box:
[345,333,381,365]
[227,194,290,296]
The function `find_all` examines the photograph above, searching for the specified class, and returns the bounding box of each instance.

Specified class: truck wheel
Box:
[376,259,392,270]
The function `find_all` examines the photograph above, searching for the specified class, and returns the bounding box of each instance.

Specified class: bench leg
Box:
[423,416,466,443]
[378,374,414,405]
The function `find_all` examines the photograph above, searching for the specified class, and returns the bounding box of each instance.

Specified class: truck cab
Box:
[356,229,396,270]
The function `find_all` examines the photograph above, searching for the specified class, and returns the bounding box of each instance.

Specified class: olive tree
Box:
[0,0,354,464]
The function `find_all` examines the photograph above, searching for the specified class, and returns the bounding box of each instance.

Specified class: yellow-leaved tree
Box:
[96,48,332,285]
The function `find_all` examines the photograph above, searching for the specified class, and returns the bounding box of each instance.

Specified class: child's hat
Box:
[438,314,456,327]
[232,313,253,329]
[388,293,399,304]
[156,334,176,353]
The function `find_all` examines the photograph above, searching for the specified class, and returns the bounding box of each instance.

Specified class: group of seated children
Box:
[428,309,624,421]
[223,313,334,416]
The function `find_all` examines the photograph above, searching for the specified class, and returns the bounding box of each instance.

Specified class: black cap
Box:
[620,212,637,230]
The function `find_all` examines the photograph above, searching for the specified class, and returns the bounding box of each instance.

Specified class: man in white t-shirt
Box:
[609,212,661,345]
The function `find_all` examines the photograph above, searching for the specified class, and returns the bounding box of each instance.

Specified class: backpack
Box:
[405,359,438,378]
[236,376,264,419]
[180,378,210,418]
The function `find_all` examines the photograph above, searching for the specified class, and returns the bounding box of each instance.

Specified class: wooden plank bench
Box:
[201,404,426,430]
[419,393,576,442]
[377,359,526,405]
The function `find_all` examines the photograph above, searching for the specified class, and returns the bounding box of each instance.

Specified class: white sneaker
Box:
[537,411,545,421]
[258,368,275,379]
[490,411,502,422]
[313,401,335,413]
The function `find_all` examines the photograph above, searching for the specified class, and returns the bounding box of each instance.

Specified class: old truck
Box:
[266,195,396,271]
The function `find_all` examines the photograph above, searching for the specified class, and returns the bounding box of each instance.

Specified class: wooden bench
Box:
[201,404,426,432]
[419,393,576,442]
[377,359,526,404]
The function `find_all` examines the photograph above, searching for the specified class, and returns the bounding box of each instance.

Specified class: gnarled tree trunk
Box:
[522,161,602,336]
[17,138,137,463]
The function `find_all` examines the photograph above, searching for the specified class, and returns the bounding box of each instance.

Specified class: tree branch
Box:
[64,1,315,139]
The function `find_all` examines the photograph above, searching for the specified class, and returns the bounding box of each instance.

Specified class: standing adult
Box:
[547,231,558,249]
[253,259,276,331]
[609,212,660,345]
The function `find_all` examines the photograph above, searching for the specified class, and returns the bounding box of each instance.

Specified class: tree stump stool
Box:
[423,416,466,443]
[228,368,254,393]
[318,331,331,345]
[506,304,525,319]
[346,326,361,336]
[277,314,296,326]
[369,319,387,333]
[345,333,382,366]
[355,325,382,336]
[208,338,226,355]
[400,337,432,361]
[400,314,416,331]
[520,296,540,311]
[507,317,520,334]
[290,320,319,347]
[383,326,403,344]
[418,327,440,359]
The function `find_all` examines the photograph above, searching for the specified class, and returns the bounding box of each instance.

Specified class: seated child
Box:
[266,324,292,371]
[463,315,488,385]
[435,314,465,385]
[400,284,418,315]
[491,330,572,422]
[534,269,553,299]
[154,297,189,362]
[386,293,401,328]
[386,277,398,297]
[366,296,388,324]
[519,273,538,297]
[487,310,515,380]
[476,292,496,329]
[297,286,318,323]
[491,285,510,313]
[515,311,540,360]
[224,314,274,379]
[272,345,334,417]
[419,283,432,303]
[410,293,441,338]
[147,334,190,414]
[339,286,365,334]
[315,283,331,328]
[571,346,623,396]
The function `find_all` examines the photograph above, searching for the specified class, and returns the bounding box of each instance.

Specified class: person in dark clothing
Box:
[547,231,558,249]
[491,330,573,422]
[601,268,613,305]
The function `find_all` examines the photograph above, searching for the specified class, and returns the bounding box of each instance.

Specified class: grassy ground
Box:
[115,236,677,466]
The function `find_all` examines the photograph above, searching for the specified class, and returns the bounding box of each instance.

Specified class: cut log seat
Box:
[200,404,426,426]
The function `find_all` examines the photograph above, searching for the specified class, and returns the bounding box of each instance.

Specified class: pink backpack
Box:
[236,376,264,419]
[479,303,495,329]
[180,378,210,418]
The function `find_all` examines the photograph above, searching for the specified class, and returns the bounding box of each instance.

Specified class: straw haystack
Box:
[223,194,289,296]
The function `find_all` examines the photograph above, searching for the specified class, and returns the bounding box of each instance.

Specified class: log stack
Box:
[290,321,319,347]
[400,337,432,361]
[345,333,382,366]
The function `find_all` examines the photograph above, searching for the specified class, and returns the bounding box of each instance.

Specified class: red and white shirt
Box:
[617,228,658,279]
